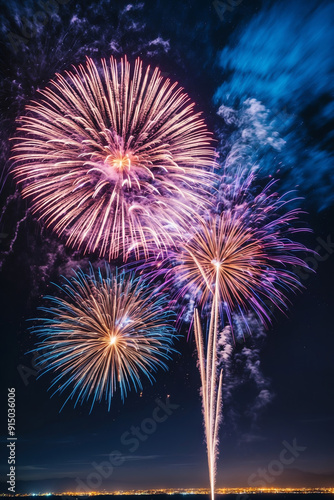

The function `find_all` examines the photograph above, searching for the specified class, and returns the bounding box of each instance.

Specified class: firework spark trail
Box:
[11,55,217,261]
[0,206,30,271]
[194,294,223,500]
[194,279,225,500]
[32,265,177,411]
[0,190,20,224]
[0,191,20,266]
[193,264,226,500]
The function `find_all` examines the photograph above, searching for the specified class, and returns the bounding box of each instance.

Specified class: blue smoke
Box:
[214,0,334,210]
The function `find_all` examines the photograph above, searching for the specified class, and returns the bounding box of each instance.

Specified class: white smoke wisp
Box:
[218,312,274,429]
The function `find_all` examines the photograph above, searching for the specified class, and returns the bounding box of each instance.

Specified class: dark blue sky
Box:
[0,0,333,494]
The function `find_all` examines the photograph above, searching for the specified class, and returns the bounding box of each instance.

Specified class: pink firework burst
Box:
[11,56,217,260]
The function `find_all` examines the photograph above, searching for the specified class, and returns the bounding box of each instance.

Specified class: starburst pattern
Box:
[175,181,310,324]
[11,56,217,260]
[32,266,176,411]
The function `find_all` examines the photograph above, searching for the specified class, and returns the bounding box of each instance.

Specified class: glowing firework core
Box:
[211,259,222,269]
[106,153,132,173]
[109,335,117,346]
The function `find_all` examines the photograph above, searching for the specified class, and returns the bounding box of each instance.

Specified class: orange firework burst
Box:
[175,205,308,324]
[11,56,217,260]
[177,213,265,313]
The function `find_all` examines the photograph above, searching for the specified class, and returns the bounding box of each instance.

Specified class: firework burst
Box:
[175,179,310,325]
[32,266,176,411]
[11,56,217,260]
[171,174,311,500]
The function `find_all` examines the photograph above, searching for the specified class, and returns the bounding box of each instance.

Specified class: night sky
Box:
[0,0,334,494]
